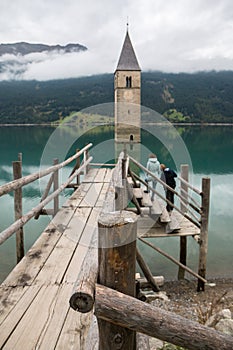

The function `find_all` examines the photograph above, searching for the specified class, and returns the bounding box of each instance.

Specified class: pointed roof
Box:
[115,30,141,72]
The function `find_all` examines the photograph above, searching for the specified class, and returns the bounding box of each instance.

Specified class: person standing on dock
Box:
[160,164,177,213]
[145,154,160,201]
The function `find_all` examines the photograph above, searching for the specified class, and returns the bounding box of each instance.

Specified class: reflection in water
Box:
[0,125,233,282]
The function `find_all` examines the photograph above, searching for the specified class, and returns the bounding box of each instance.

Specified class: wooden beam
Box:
[53,158,59,217]
[95,284,233,350]
[97,210,138,350]
[198,177,210,291]
[34,173,54,220]
[136,247,159,292]
[69,236,98,313]
[13,160,24,262]
[139,237,207,284]
[132,171,200,228]
[0,158,92,245]
[0,143,92,197]
[178,164,189,280]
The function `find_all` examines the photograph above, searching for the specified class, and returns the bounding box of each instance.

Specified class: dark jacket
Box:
[161,168,177,189]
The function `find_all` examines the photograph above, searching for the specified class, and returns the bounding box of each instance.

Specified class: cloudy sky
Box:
[0,0,233,80]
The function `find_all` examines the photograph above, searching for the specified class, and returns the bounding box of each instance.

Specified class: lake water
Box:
[0,124,232,283]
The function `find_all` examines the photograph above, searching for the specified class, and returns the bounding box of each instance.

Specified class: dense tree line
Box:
[0,71,233,124]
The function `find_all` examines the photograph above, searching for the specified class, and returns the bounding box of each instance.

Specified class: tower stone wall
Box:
[114,31,141,143]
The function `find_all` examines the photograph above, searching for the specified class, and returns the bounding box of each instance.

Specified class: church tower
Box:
[114,29,141,143]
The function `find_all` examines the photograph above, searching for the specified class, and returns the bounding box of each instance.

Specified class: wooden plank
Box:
[64,207,99,284]
[35,208,92,285]
[133,187,143,199]
[0,285,41,348]
[94,168,107,182]
[138,211,199,237]
[95,182,110,207]
[63,207,92,243]
[150,199,162,215]
[0,286,28,325]
[82,168,99,183]
[141,191,152,207]
[32,284,74,350]
[79,182,104,207]
[2,207,76,287]
[103,168,113,183]
[55,308,93,350]
[62,182,92,208]
[2,285,59,350]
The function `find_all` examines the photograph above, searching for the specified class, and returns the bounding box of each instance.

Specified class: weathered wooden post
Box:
[13,154,24,262]
[53,158,59,216]
[178,164,189,280]
[83,147,90,176]
[198,177,210,291]
[97,210,138,349]
[76,148,80,185]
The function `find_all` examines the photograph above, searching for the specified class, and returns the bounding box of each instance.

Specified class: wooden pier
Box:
[1,147,232,349]
[0,165,111,349]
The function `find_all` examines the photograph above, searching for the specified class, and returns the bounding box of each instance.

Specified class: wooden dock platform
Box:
[0,150,213,349]
[0,168,111,350]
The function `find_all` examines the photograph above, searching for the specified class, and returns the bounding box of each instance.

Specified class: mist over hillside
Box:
[0,71,233,124]
[0,42,88,80]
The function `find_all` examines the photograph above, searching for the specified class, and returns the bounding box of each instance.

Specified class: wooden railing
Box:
[69,152,233,350]
[128,155,210,291]
[0,143,93,262]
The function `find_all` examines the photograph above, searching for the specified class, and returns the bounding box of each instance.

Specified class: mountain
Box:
[0,42,87,56]
[0,71,233,124]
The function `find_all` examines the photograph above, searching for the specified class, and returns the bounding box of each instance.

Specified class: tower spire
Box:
[115,28,141,72]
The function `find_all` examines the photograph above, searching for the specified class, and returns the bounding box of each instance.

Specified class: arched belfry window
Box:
[126,76,132,88]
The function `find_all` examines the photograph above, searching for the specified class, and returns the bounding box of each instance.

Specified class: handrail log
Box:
[95,284,233,350]
[69,246,98,313]
[179,197,201,223]
[139,237,207,283]
[180,186,201,209]
[132,171,200,229]
[0,143,92,197]
[129,156,201,212]
[0,157,92,245]
[34,173,54,220]
[177,175,202,195]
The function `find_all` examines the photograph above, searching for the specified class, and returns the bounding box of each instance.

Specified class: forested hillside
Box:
[0,71,233,124]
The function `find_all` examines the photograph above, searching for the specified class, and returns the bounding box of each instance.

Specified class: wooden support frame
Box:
[70,235,98,313]
[136,247,159,292]
[197,177,210,291]
[0,157,93,245]
[13,157,24,262]
[95,284,233,350]
[53,158,59,217]
[0,143,92,197]
[132,171,200,228]
[139,237,207,284]
[97,210,138,349]
[178,164,189,280]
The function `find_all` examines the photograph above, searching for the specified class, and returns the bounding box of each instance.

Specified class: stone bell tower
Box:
[114,29,141,143]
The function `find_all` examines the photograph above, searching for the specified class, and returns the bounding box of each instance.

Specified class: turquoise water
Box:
[0,124,232,282]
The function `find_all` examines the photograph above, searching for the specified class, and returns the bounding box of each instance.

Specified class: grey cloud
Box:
[0,0,233,80]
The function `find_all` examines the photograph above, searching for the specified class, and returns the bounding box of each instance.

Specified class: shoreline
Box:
[1,122,233,127]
